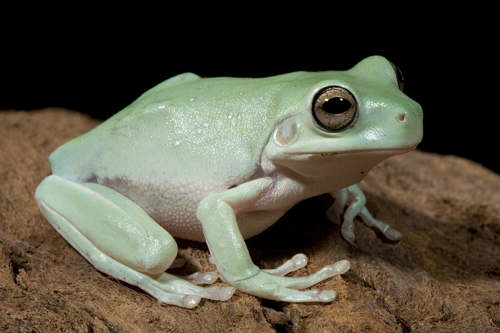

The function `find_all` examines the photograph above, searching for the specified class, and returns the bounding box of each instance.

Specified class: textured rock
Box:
[1,108,499,332]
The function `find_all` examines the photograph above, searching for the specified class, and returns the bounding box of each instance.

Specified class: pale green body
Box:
[36,56,423,308]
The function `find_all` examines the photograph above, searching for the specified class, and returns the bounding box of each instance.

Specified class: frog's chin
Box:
[284,144,419,158]
[269,144,419,180]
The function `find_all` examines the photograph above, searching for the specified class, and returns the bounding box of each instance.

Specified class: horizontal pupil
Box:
[322,97,351,114]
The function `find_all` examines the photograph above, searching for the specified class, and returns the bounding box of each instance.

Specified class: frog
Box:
[35,56,423,308]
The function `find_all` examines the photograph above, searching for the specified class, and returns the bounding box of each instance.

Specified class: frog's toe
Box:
[254,258,351,294]
[183,271,219,285]
[383,227,403,241]
[170,287,235,309]
[181,295,202,309]
[202,285,236,301]
[318,290,337,302]
[170,257,187,268]
[147,272,235,306]
[262,253,308,276]
[296,289,337,302]
[152,290,201,308]
[322,260,350,277]
[284,259,350,289]
[341,222,356,245]
[185,285,235,301]
[270,287,337,303]
[359,207,403,242]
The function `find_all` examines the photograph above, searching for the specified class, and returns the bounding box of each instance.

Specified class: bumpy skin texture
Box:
[35,56,423,308]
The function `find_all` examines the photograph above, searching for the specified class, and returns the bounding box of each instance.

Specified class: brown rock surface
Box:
[1,108,499,332]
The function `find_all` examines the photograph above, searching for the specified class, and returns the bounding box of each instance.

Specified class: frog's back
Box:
[50,72,290,188]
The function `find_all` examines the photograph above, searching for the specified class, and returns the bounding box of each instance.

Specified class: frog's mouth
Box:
[285,144,419,158]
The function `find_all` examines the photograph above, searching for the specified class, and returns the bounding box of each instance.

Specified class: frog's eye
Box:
[312,86,358,132]
[390,61,404,91]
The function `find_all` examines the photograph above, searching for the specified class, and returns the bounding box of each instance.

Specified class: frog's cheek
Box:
[273,118,299,147]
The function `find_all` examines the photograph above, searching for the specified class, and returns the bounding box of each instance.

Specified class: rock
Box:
[1,108,499,332]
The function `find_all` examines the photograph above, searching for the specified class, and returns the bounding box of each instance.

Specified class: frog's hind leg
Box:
[35,175,234,308]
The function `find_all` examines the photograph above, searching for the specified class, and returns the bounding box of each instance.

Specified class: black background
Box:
[1,13,497,174]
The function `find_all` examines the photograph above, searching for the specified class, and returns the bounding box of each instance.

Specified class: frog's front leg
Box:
[327,185,403,245]
[35,175,235,308]
[197,178,350,303]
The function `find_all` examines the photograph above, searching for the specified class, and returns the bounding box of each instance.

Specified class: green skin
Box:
[35,56,423,308]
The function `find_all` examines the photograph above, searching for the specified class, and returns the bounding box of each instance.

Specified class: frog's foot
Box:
[35,175,235,308]
[359,207,403,242]
[328,185,402,245]
[230,258,350,303]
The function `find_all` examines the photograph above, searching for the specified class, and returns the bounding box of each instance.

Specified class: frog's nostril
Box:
[396,113,407,122]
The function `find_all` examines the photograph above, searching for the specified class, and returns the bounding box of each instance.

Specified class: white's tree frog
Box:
[35,56,423,308]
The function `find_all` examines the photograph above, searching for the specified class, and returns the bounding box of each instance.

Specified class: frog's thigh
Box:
[35,175,177,275]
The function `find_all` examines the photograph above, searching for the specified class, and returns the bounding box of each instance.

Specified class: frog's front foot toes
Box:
[311,289,338,302]
[381,226,403,241]
[328,185,404,244]
[320,259,351,278]
[285,257,350,290]
[359,207,403,242]
[262,254,350,286]
[283,288,338,303]
[319,290,337,302]
[341,220,356,245]
[246,254,350,303]
[232,257,349,303]
[262,253,307,276]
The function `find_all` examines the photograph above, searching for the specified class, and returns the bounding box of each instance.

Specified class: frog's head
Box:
[263,56,423,183]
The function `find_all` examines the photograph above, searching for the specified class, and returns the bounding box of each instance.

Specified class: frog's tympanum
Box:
[36,56,423,308]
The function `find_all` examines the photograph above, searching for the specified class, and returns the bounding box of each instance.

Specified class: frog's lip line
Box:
[284,145,419,157]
